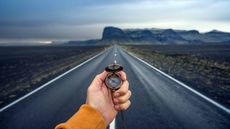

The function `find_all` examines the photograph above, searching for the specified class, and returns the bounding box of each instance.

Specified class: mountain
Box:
[101,27,187,44]
[66,26,230,45]
[101,27,188,44]
[156,29,187,44]
[102,26,127,40]
[204,30,230,42]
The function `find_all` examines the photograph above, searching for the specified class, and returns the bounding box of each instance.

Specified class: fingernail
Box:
[114,98,118,103]
[114,92,120,97]
[115,105,119,110]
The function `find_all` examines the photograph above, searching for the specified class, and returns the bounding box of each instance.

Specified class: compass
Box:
[105,63,123,90]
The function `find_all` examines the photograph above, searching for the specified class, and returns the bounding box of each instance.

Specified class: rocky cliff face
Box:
[101,26,230,44]
[102,27,127,40]
[67,26,230,45]
[102,27,187,44]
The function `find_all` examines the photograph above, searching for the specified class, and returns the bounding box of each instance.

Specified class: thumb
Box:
[97,71,108,82]
[91,71,108,88]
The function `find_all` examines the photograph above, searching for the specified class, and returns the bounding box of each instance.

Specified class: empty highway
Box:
[0,46,229,129]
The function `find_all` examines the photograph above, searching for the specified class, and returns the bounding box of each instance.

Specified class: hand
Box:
[86,71,131,126]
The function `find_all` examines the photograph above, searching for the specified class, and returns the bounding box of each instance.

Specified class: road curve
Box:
[0,46,229,129]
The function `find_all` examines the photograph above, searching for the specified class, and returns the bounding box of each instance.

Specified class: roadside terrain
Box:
[122,44,230,107]
[0,45,107,108]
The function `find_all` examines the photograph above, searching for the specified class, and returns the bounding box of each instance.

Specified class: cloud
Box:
[0,0,230,42]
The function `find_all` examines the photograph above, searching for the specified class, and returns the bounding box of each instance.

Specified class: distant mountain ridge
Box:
[67,26,230,45]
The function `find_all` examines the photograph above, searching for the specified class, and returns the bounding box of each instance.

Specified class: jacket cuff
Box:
[55,104,106,129]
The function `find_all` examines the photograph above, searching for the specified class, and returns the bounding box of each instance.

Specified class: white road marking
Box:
[128,51,230,114]
[0,51,105,112]
[110,118,116,129]
[110,47,117,129]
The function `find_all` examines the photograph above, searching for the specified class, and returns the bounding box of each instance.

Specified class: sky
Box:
[0,0,230,43]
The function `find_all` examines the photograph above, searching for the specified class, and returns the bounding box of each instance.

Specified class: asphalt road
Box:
[0,46,229,129]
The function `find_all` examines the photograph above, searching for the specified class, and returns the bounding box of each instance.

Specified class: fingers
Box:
[114,80,129,96]
[118,71,126,81]
[113,79,131,111]
[113,90,131,110]
[114,100,131,110]
[113,90,131,104]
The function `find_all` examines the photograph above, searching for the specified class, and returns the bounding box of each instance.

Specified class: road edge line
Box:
[0,50,105,112]
[125,50,230,114]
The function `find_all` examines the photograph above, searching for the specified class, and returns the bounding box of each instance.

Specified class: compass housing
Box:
[105,64,123,90]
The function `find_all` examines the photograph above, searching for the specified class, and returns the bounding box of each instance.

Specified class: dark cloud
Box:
[0,0,230,42]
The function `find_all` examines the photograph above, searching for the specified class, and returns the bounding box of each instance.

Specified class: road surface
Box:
[0,46,229,129]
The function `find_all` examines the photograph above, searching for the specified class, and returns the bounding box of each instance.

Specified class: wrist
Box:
[86,103,110,126]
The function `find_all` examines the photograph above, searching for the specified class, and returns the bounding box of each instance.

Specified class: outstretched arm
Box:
[55,71,131,129]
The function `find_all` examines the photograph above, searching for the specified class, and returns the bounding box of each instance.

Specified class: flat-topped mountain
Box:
[67,26,230,45]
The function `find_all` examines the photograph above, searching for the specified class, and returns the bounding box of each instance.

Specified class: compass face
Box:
[105,73,122,90]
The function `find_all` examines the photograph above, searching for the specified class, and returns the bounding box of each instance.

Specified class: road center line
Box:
[110,47,117,129]
[110,118,115,129]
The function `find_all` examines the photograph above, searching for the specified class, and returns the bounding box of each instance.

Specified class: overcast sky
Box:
[0,0,230,43]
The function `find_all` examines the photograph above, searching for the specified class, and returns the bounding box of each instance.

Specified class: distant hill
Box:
[66,26,230,45]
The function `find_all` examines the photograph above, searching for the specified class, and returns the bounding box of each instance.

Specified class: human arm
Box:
[55,71,131,129]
